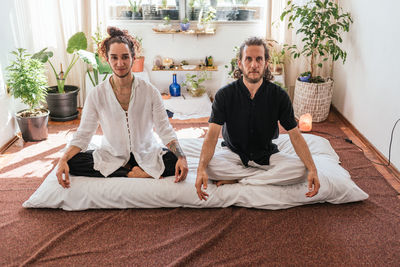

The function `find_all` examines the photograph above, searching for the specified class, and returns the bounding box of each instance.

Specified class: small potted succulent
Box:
[6,48,49,142]
[180,17,190,31]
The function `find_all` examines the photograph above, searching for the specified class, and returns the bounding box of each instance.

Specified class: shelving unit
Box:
[152,28,216,35]
[152,66,218,71]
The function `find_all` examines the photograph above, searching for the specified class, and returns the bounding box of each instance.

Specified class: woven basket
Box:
[293,79,334,122]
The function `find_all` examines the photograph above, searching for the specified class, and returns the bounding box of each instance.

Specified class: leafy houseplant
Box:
[280,0,353,122]
[33,32,88,121]
[77,28,112,87]
[182,72,210,97]
[267,40,287,75]
[281,0,353,80]
[6,48,49,141]
[236,0,255,21]
[224,46,239,79]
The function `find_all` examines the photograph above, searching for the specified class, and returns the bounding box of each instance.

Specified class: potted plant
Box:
[6,48,49,142]
[224,46,239,79]
[281,0,353,122]
[236,0,256,21]
[129,0,143,20]
[34,32,88,121]
[131,35,145,73]
[267,39,287,75]
[180,17,190,31]
[198,6,216,32]
[76,27,112,87]
[182,71,210,97]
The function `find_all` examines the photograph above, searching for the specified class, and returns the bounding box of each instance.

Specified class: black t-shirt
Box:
[209,78,297,166]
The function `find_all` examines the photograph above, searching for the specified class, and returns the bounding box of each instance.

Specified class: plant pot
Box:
[187,86,206,97]
[132,57,145,72]
[132,12,143,20]
[293,79,333,122]
[298,74,311,82]
[180,22,190,31]
[237,9,255,21]
[16,108,49,142]
[121,10,132,19]
[270,63,284,75]
[46,85,80,121]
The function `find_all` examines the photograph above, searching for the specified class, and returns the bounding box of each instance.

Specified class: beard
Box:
[113,70,132,79]
[111,61,133,78]
[242,70,264,84]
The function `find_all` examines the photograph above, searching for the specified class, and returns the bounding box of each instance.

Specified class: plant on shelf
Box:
[131,34,145,72]
[32,32,87,121]
[198,6,216,32]
[181,71,210,97]
[236,0,256,20]
[129,0,142,20]
[224,46,239,79]
[6,48,49,141]
[280,0,353,122]
[161,0,168,9]
[267,39,287,75]
[180,17,190,31]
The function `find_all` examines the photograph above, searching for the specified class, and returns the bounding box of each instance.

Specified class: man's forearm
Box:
[198,138,218,171]
[167,140,186,159]
[288,128,317,172]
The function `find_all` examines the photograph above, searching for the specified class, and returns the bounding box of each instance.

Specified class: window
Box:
[109,0,265,22]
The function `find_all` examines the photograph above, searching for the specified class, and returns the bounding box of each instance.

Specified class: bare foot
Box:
[127,166,152,178]
[213,180,238,187]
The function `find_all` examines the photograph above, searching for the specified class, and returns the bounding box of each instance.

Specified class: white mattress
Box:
[23,134,368,211]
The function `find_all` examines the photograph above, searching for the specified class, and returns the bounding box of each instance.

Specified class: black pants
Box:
[68,149,178,178]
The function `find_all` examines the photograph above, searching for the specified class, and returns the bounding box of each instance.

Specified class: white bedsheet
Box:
[23,134,368,211]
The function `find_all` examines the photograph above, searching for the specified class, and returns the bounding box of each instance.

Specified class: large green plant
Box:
[76,28,112,87]
[6,48,48,113]
[280,0,353,81]
[33,32,88,93]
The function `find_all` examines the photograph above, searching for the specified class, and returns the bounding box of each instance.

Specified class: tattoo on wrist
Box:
[168,140,186,158]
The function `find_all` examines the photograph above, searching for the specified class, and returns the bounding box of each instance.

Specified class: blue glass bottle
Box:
[169,73,181,97]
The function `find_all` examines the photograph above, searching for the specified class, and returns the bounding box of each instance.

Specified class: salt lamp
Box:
[299,113,312,132]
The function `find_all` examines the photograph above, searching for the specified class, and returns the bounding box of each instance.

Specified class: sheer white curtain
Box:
[14,0,108,106]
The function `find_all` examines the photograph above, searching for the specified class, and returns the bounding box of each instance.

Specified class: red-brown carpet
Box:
[1,120,399,266]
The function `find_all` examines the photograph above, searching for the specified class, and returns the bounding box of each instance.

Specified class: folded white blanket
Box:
[23,134,368,211]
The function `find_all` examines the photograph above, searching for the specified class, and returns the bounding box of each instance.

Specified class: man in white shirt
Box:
[56,26,188,188]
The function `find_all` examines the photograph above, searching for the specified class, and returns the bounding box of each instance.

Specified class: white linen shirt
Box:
[70,76,177,178]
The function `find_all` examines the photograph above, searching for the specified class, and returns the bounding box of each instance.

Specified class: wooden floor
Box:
[2,108,400,194]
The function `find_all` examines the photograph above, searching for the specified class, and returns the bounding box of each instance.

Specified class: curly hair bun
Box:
[107,26,125,37]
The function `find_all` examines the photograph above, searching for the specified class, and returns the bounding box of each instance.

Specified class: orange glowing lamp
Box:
[299,113,312,132]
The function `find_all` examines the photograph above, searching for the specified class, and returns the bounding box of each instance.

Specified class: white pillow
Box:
[23,135,368,211]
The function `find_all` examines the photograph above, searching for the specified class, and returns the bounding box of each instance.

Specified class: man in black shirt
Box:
[195,37,320,201]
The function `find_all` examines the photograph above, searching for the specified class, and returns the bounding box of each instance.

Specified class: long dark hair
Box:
[233,37,273,81]
[98,26,137,59]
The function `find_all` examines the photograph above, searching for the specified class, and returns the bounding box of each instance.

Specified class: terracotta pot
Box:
[132,57,145,72]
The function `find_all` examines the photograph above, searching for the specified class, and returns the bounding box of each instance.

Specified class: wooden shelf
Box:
[152,66,218,71]
[152,28,216,35]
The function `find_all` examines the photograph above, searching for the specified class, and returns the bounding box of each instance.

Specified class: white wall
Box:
[333,0,400,171]
[109,21,266,97]
[0,0,22,149]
